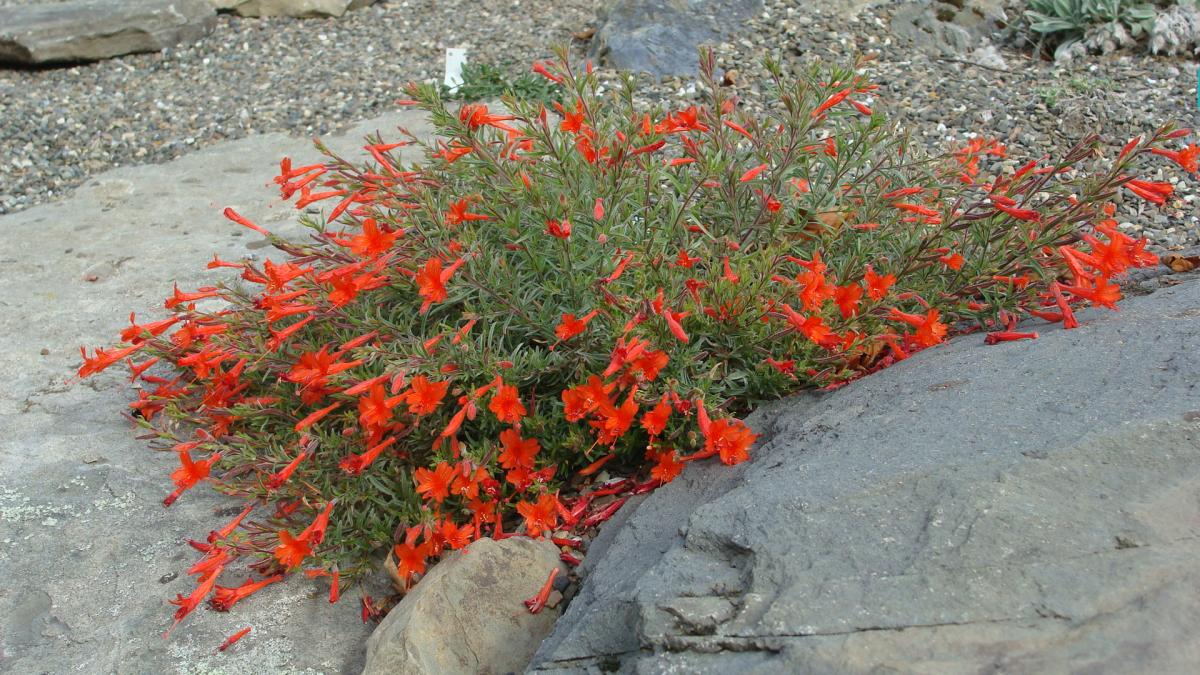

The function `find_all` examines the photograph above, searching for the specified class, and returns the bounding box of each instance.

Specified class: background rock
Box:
[0,111,433,673]
[532,278,1200,672]
[363,537,566,675]
[889,0,1008,59]
[590,0,763,77]
[0,0,216,65]
[1149,2,1200,56]
[218,0,376,19]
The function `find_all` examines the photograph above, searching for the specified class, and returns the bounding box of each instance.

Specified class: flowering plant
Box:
[79,47,1186,634]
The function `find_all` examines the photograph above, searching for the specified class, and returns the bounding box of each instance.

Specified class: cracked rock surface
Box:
[531,278,1200,673]
[0,109,432,673]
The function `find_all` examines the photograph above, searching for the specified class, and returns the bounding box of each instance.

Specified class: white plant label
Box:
[444,48,467,94]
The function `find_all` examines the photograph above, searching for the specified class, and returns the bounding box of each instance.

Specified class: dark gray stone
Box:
[531,279,1200,672]
[0,0,216,66]
[590,0,763,78]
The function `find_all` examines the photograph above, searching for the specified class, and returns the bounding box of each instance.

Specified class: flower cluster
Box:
[79,48,1182,634]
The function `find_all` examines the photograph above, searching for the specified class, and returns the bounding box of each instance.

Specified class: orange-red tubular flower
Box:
[517,493,560,537]
[1061,277,1122,310]
[704,418,756,465]
[166,565,224,637]
[208,503,253,544]
[545,218,572,239]
[163,451,221,507]
[555,310,599,342]
[339,437,397,475]
[723,119,754,140]
[739,163,768,182]
[266,451,308,490]
[524,568,560,614]
[78,343,144,378]
[217,627,252,652]
[812,87,852,117]
[985,330,1038,345]
[887,308,949,347]
[273,530,311,570]
[300,500,336,545]
[662,309,690,343]
[1124,179,1174,204]
[489,383,527,424]
[222,207,270,236]
[1150,144,1199,173]
[209,575,283,612]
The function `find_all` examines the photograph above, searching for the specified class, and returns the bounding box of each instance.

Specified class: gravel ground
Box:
[0,0,596,212]
[2,0,1198,248]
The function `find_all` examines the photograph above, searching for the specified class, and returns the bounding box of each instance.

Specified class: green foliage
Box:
[1021,0,1169,56]
[1037,75,1118,109]
[443,61,565,107]
[1025,0,1158,37]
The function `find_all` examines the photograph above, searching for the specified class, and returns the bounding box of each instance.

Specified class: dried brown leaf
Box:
[814,210,848,230]
[1163,254,1200,273]
[383,550,405,592]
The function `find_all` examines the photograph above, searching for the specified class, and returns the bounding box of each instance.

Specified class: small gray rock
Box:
[0,0,216,65]
[969,44,1008,70]
[363,537,566,675]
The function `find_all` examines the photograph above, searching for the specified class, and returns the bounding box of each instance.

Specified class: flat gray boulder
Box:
[590,0,763,78]
[532,279,1200,672]
[0,0,216,65]
[0,111,434,673]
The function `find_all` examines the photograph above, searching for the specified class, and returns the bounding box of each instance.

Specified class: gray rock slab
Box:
[531,279,1200,672]
[363,537,567,675]
[0,111,434,673]
[0,0,216,65]
[590,0,763,78]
